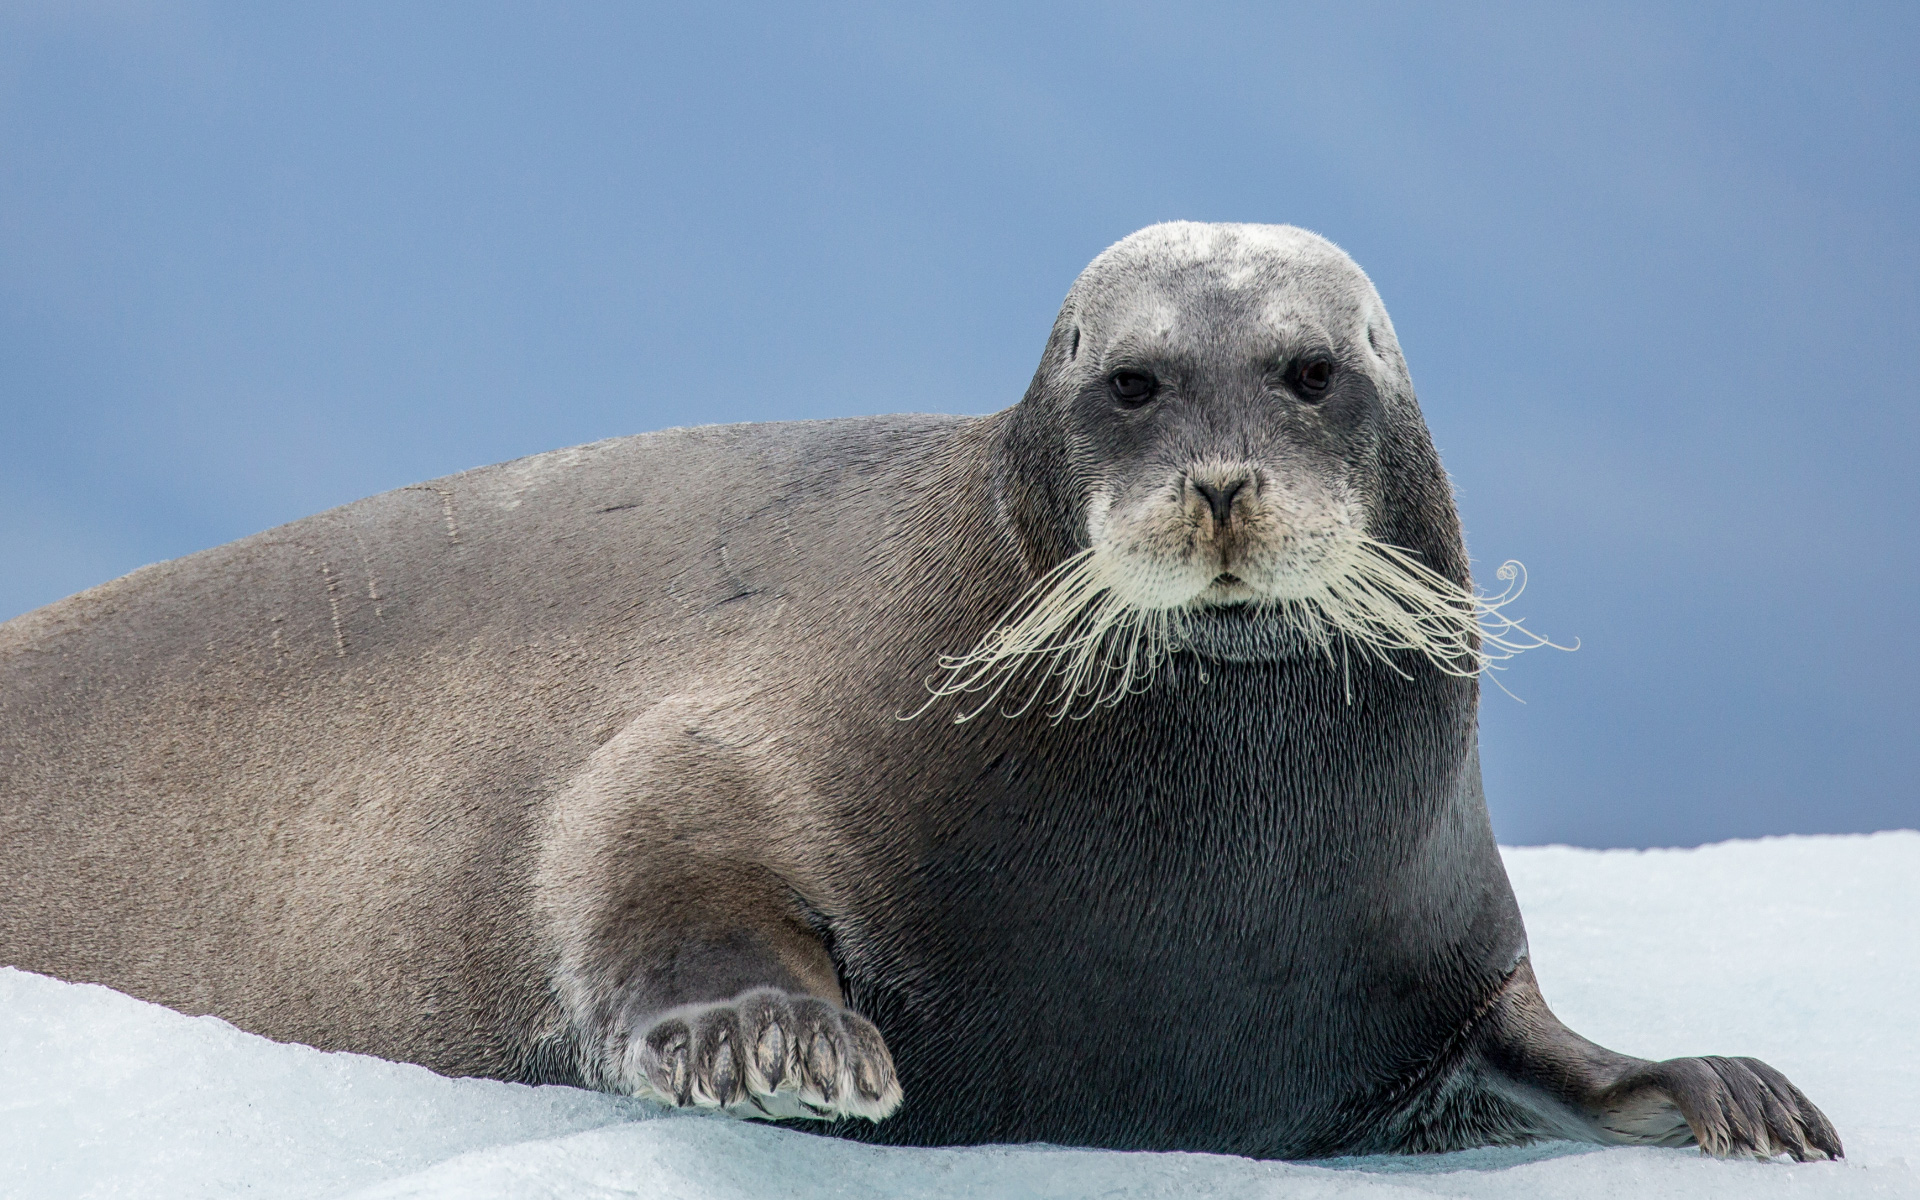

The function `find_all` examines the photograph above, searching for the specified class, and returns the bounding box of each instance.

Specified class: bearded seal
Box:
[0,223,1839,1160]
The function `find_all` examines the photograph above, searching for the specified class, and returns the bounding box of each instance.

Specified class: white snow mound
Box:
[3,832,1915,1199]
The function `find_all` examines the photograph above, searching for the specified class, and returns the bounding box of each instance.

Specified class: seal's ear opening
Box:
[1066,325,1080,361]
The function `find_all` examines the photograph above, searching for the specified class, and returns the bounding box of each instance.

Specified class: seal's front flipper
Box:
[1575,1053,1842,1160]
[631,987,900,1120]
[1559,1044,1843,1159]
[1473,961,1843,1161]
[534,700,901,1122]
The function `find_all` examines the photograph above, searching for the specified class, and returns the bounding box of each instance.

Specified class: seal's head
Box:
[937,222,1549,720]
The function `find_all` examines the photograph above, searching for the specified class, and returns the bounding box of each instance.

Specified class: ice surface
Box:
[3,832,1915,1199]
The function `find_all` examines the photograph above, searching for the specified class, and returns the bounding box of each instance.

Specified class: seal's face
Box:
[1061,224,1394,658]
[930,223,1543,721]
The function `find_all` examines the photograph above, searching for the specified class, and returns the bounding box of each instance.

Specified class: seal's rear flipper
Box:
[1470,960,1843,1161]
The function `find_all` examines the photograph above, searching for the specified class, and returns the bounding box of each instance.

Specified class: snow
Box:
[3,832,1915,1199]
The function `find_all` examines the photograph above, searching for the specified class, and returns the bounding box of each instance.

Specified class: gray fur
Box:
[0,223,1839,1159]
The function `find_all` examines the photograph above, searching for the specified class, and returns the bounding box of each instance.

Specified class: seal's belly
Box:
[836,849,1516,1156]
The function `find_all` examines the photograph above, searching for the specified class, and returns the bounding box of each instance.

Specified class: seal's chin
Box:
[1150,568,1314,663]
[1179,596,1309,663]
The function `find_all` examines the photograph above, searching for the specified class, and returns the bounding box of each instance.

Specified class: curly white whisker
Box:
[910,540,1569,723]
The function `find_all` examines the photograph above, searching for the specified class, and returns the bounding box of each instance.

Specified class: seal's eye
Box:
[1296,359,1335,397]
[1109,369,1157,406]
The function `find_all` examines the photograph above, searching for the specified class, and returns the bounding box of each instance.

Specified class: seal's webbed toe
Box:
[1593,1055,1843,1161]
[628,989,902,1123]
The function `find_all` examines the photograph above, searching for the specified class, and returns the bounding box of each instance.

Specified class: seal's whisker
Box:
[916,537,1564,723]
[1296,542,1571,678]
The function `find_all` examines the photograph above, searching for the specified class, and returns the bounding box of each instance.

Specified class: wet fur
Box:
[0,224,1837,1159]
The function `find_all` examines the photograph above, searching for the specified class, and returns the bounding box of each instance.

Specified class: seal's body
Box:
[0,224,1839,1160]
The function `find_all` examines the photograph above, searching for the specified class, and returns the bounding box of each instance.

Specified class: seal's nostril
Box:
[1191,476,1250,527]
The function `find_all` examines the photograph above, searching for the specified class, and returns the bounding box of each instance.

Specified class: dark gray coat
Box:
[0,223,1838,1161]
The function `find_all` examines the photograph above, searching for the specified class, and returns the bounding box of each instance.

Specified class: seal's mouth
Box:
[1197,571,1260,610]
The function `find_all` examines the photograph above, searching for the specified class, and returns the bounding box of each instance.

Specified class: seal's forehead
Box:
[1072,221,1385,344]
[1089,221,1347,275]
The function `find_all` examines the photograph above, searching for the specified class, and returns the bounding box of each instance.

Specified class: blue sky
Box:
[2,3,1914,847]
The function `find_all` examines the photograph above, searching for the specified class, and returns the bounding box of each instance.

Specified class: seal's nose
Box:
[1189,475,1250,528]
